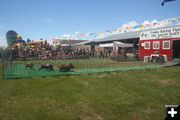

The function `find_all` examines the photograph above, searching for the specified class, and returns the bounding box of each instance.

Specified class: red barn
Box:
[139,25,180,62]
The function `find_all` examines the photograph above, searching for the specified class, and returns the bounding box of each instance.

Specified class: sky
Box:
[0,0,180,46]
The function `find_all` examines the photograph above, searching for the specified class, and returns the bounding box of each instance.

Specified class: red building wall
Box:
[138,37,180,61]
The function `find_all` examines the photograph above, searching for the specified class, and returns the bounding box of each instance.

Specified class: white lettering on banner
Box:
[140,26,180,40]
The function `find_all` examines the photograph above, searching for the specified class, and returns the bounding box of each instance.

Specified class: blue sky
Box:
[0,0,180,46]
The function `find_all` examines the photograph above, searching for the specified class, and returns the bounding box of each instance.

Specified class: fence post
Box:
[2,49,4,80]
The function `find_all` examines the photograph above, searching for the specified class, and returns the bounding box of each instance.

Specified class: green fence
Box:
[3,58,163,79]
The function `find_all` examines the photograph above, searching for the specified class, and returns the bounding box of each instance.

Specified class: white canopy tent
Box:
[99,41,133,48]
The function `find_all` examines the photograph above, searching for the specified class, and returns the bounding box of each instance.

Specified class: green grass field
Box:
[0,60,180,120]
[4,59,161,79]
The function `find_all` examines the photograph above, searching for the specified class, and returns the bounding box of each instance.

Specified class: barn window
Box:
[144,42,150,49]
[153,41,160,49]
[163,41,170,49]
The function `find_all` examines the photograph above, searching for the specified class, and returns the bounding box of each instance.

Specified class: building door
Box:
[173,40,180,58]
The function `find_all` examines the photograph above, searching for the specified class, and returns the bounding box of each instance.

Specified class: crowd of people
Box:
[10,42,113,60]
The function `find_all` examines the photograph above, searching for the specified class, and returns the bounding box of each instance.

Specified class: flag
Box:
[89,33,95,35]
[113,28,118,31]
[138,25,143,29]
[133,25,138,29]
[173,17,180,21]
[160,20,169,24]
[161,0,175,6]
[105,30,111,32]
[171,17,178,22]
[80,34,85,36]
[85,33,90,36]
[98,32,103,35]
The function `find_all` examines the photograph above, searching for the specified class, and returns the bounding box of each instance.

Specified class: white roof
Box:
[140,25,180,40]
[99,41,133,48]
[94,25,180,42]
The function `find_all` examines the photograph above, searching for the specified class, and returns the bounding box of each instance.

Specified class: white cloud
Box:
[60,34,78,40]
[122,21,138,28]
[142,20,151,25]
[151,19,158,24]
[0,36,7,47]
[74,31,80,35]
[0,36,5,39]
[148,19,171,28]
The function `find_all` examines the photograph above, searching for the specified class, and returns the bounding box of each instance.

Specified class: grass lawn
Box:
[0,62,180,120]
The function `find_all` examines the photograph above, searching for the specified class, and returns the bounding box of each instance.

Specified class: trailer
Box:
[139,25,180,62]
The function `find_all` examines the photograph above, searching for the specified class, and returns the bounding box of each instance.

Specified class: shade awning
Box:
[99,41,133,48]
